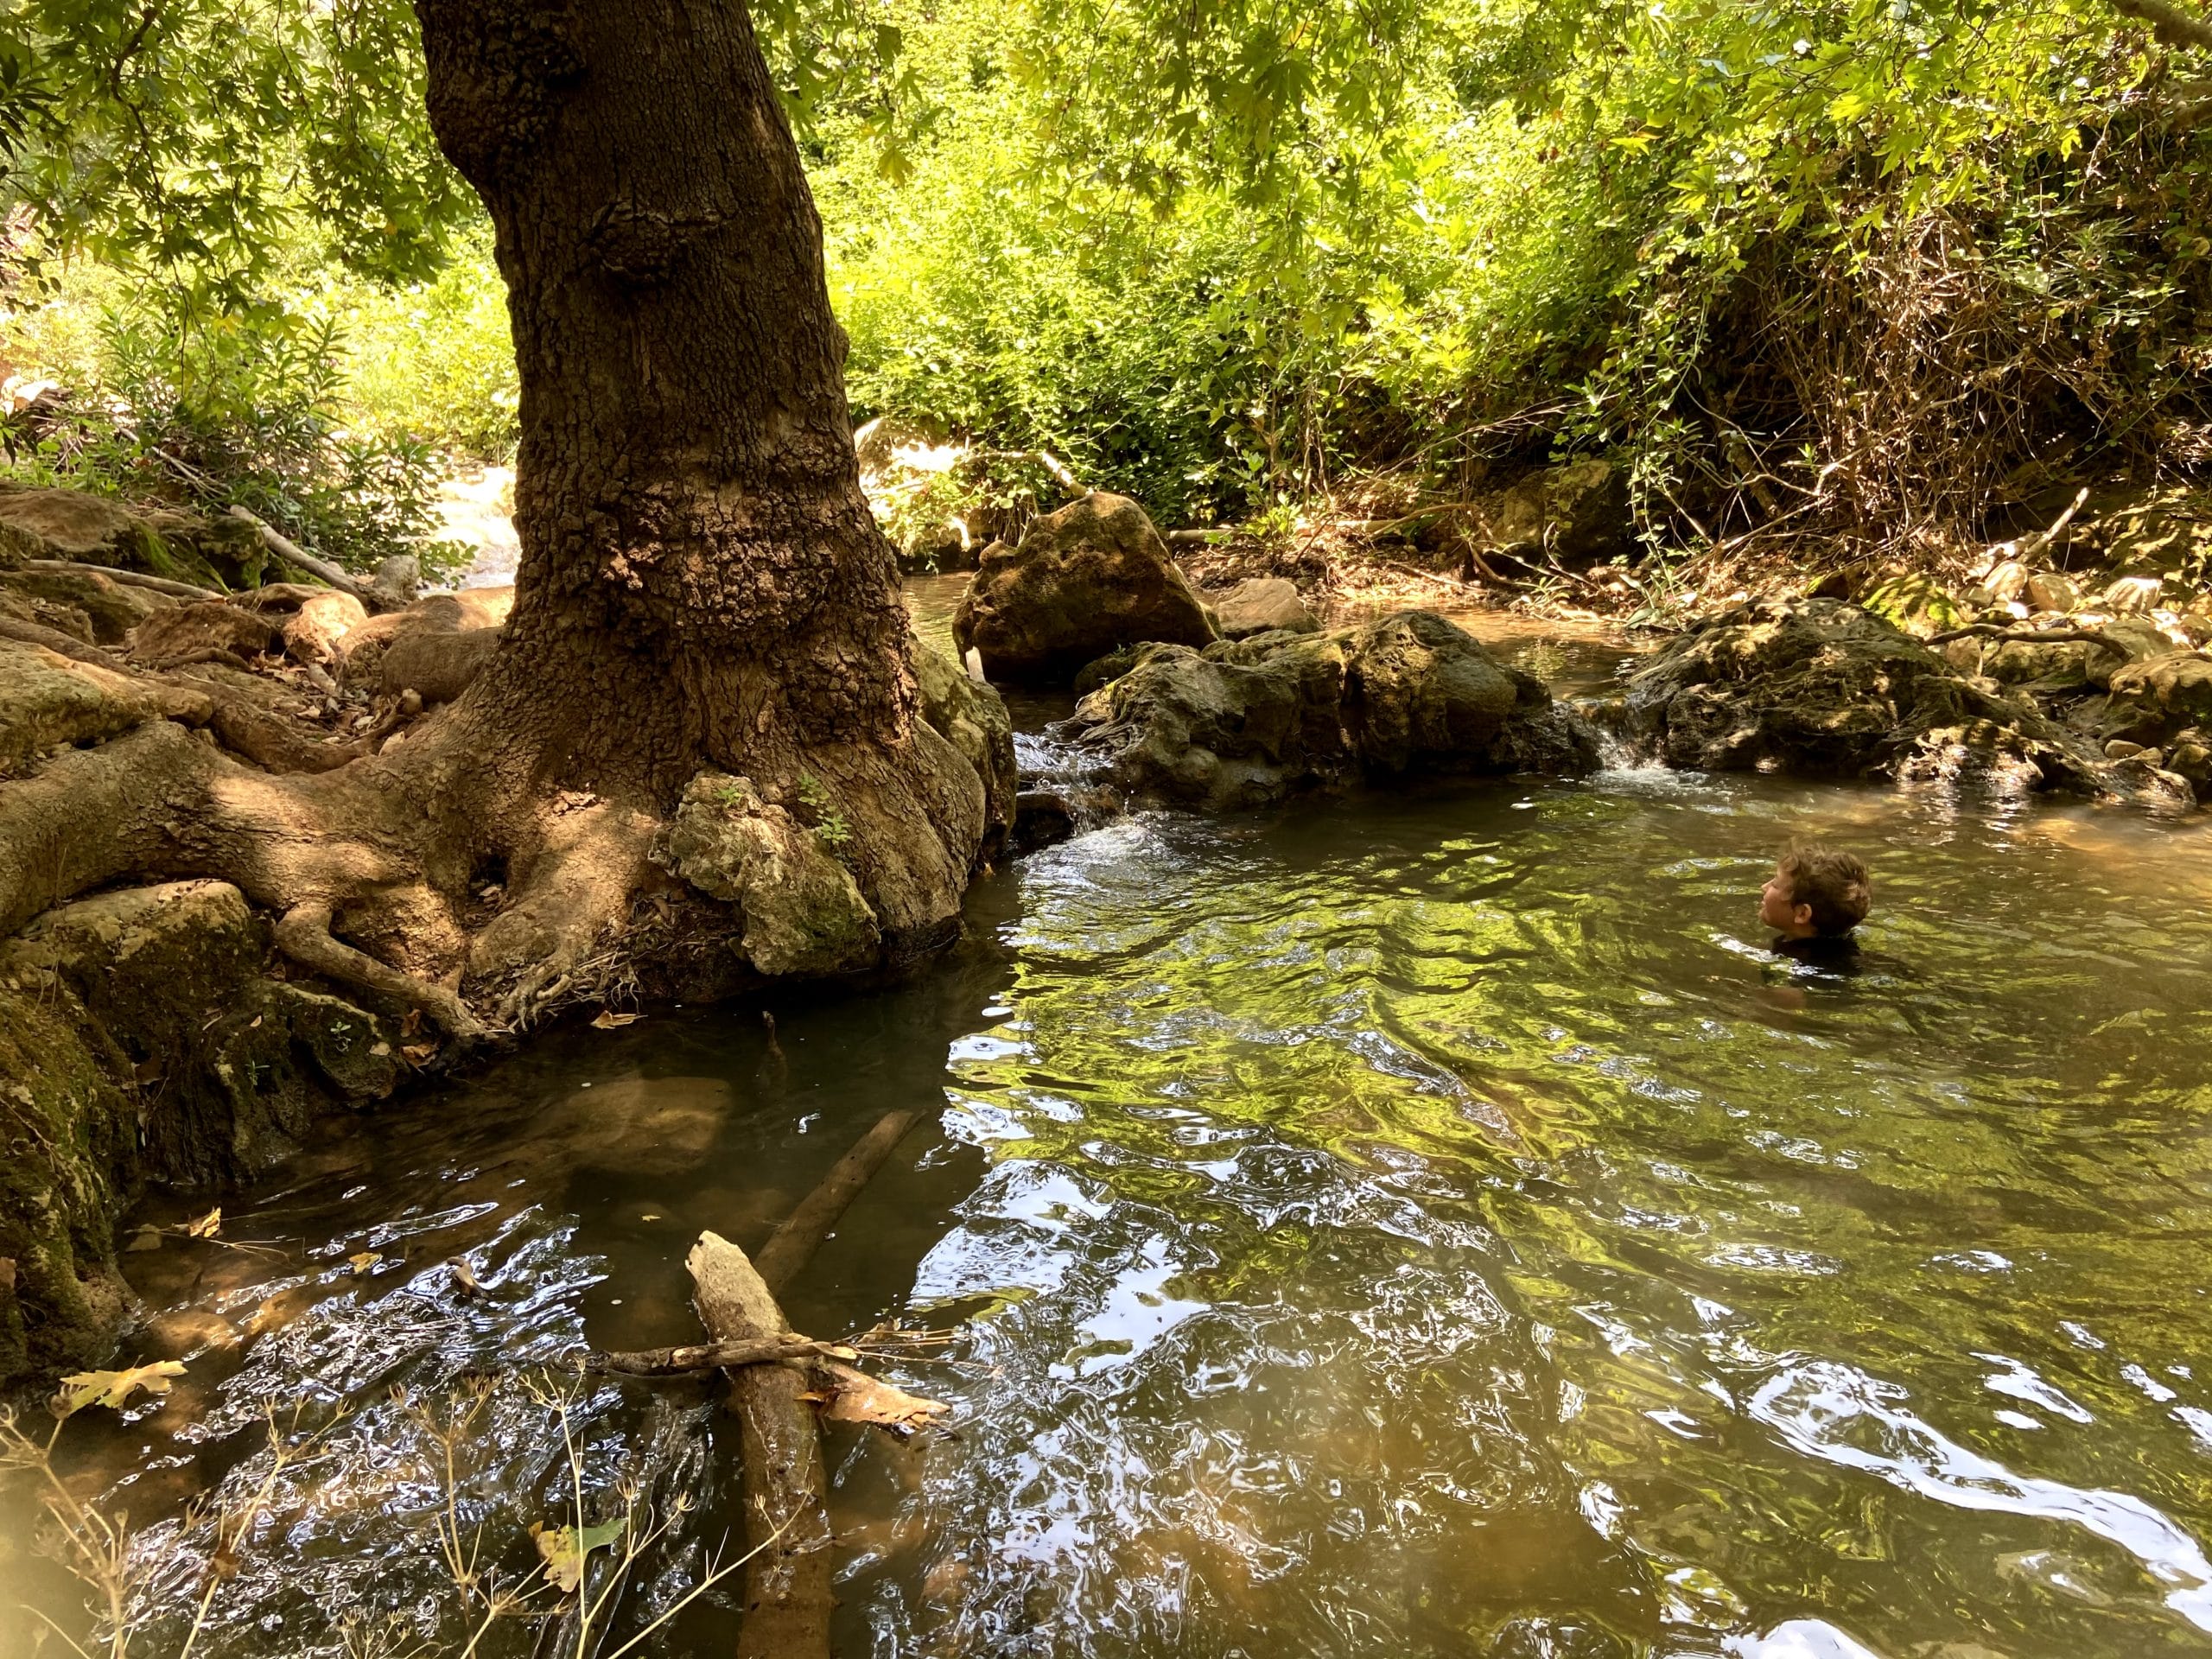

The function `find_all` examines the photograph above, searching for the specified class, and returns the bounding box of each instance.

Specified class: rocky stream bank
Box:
[3,476,2209,1392]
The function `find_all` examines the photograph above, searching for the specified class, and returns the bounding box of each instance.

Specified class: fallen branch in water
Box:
[689,1231,835,1659]
[588,1333,856,1378]
[753,1107,923,1296]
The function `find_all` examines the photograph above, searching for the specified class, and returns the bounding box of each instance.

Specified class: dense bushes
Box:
[3,0,2208,568]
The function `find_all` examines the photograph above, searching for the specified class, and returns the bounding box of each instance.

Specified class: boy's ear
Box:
[1792,901,1814,925]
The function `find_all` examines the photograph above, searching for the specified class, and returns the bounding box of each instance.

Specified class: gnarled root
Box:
[274,901,488,1044]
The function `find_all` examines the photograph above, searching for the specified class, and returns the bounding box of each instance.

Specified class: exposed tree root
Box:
[273,900,488,1043]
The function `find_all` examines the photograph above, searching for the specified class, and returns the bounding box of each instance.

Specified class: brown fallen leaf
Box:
[590,1010,642,1029]
[56,1360,188,1416]
[531,1516,625,1594]
[347,1250,382,1274]
[814,1361,950,1435]
[447,1256,482,1296]
[184,1206,222,1239]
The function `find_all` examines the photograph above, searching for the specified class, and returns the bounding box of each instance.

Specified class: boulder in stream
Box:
[1061,609,1599,810]
[953,492,1217,684]
[1620,598,2177,801]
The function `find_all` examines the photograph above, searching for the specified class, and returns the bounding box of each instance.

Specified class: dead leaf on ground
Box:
[400,1043,438,1066]
[531,1516,625,1594]
[184,1207,222,1239]
[56,1360,188,1416]
[590,1010,642,1029]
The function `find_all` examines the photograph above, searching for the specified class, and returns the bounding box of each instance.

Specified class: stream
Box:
[6,590,2212,1658]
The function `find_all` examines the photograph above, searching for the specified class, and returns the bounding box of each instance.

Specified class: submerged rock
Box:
[1621,598,2171,800]
[953,493,1216,684]
[1062,609,1599,810]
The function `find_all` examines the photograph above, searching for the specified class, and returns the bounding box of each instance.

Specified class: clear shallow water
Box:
[10,671,2212,1656]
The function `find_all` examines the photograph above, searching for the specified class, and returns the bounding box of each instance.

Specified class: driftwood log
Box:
[753,1108,922,1296]
[688,1232,835,1659]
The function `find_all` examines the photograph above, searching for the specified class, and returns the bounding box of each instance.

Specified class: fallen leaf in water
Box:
[184,1207,222,1239]
[55,1360,188,1416]
[447,1257,482,1295]
[590,1010,642,1029]
[531,1516,626,1593]
[816,1362,950,1435]
[347,1251,382,1274]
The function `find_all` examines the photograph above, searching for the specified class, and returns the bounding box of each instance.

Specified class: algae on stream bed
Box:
[7,760,2212,1659]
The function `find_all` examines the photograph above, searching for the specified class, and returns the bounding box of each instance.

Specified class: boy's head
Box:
[1760,845,1871,939]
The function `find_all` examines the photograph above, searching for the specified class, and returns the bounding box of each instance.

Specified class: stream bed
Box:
[7,603,2212,1659]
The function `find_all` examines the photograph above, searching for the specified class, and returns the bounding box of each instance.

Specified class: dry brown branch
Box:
[226,508,393,613]
[24,558,226,603]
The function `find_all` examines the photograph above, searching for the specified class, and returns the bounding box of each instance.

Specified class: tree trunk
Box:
[410,0,979,995]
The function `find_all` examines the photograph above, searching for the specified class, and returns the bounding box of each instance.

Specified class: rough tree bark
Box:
[0,0,985,1025]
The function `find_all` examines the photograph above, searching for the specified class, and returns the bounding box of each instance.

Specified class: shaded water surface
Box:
[9,627,2212,1657]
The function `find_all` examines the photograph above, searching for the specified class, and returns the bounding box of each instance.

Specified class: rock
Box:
[0,484,265,589]
[128,601,282,668]
[0,639,210,777]
[911,625,1016,855]
[2024,571,2081,613]
[1073,642,1160,697]
[543,1076,729,1179]
[1011,790,1076,854]
[2165,728,2212,791]
[1209,577,1319,639]
[1495,459,1634,565]
[2104,652,2212,746]
[1981,616,2170,693]
[372,553,423,604]
[1621,598,2155,800]
[282,589,369,665]
[2102,575,2164,616]
[379,625,499,705]
[338,585,513,690]
[1063,609,1599,810]
[2105,738,2146,759]
[953,493,1216,684]
[0,879,395,1384]
[660,772,882,976]
[2,564,174,644]
[1980,560,2031,605]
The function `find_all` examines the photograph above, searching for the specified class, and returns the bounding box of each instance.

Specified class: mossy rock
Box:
[0,880,396,1387]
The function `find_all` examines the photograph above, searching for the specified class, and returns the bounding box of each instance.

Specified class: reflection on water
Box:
[10,728,2212,1655]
